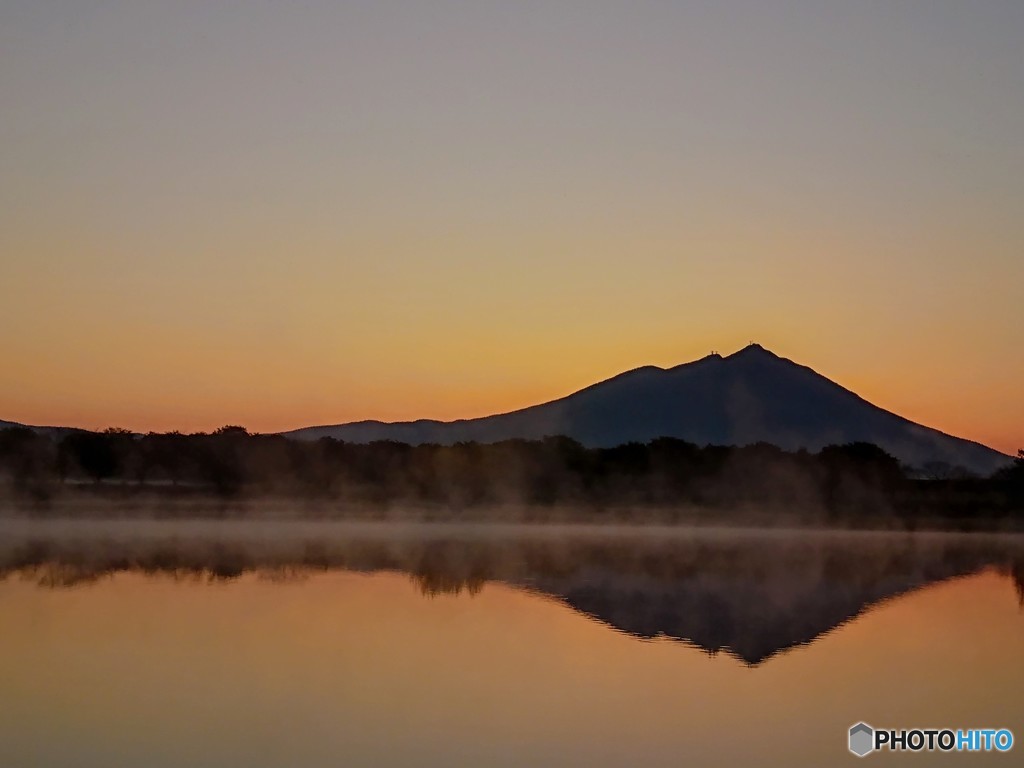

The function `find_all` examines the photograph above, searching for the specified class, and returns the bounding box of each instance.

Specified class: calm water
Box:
[0,520,1022,767]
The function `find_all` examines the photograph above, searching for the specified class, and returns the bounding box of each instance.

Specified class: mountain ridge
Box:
[284,344,1011,475]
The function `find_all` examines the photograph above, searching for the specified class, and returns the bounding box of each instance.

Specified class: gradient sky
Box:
[1,1,1021,452]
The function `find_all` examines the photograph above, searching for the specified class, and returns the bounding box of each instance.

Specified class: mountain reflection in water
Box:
[2,520,1021,665]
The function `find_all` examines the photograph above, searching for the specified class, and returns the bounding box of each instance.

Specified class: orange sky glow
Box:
[1,2,1021,454]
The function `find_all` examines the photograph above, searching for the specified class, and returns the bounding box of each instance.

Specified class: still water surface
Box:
[0,520,1021,767]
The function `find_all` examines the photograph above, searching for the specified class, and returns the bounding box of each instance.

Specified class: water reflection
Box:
[2,520,1022,665]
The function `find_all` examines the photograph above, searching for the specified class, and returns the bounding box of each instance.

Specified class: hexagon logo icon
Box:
[849,722,875,757]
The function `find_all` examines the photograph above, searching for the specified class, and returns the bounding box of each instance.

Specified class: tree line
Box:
[0,425,1021,521]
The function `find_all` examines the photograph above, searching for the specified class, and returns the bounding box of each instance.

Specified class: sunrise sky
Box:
[1,1,1021,453]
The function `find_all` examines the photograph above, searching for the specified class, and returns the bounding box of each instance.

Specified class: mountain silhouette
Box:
[531,559,992,665]
[0,418,81,439]
[286,344,1010,475]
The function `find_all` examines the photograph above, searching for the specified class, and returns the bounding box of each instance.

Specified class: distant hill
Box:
[0,418,82,439]
[285,344,1011,475]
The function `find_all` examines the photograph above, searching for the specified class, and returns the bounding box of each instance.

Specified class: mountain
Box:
[0,418,82,439]
[285,344,1011,475]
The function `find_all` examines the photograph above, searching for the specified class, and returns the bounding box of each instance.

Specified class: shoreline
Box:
[3,513,1024,539]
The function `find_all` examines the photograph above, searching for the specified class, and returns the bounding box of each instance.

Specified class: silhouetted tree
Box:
[994,450,1024,509]
[62,431,119,483]
[0,427,36,471]
[0,427,55,499]
[818,442,905,517]
[140,431,192,485]
[1,426,1019,523]
[197,426,250,496]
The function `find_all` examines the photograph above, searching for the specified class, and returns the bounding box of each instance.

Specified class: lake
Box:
[0,519,1021,767]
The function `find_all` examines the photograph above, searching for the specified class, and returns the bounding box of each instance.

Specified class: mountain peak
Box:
[724,342,777,360]
[693,343,774,363]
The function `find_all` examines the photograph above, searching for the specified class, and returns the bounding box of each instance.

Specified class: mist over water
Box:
[3,517,1023,659]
